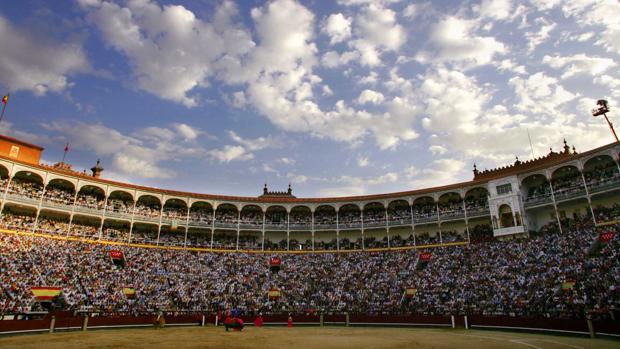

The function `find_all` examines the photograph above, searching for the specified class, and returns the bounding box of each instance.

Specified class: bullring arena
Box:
[0,134,618,348]
[1,327,619,349]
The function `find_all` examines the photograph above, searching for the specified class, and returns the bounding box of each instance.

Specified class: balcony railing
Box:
[466,206,490,217]
[588,175,620,194]
[439,210,465,220]
[553,186,586,201]
[6,193,40,205]
[413,214,438,224]
[523,194,552,207]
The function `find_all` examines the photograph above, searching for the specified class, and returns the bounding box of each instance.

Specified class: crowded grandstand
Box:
[0,135,618,327]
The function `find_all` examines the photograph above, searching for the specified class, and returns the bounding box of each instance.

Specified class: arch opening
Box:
[43,178,75,206]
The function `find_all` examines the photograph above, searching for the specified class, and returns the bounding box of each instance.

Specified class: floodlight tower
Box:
[592,99,619,142]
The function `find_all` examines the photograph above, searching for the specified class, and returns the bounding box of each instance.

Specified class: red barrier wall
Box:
[349,314,452,325]
[0,319,50,333]
[0,314,618,337]
[468,315,590,334]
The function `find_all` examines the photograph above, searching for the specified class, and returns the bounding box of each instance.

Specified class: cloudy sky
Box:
[0,0,618,197]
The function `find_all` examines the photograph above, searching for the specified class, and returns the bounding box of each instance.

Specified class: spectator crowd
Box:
[0,215,617,320]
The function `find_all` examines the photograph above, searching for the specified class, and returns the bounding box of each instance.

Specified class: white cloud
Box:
[79,0,254,107]
[173,123,202,141]
[477,0,513,20]
[560,0,620,54]
[357,89,385,105]
[422,16,506,67]
[497,59,527,75]
[322,85,334,96]
[407,158,467,189]
[351,4,406,66]
[228,130,278,151]
[403,4,418,19]
[321,13,352,45]
[509,72,578,115]
[358,71,379,85]
[208,145,253,162]
[321,50,360,68]
[357,156,370,167]
[278,157,296,165]
[0,15,89,95]
[429,145,448,155]
[317,171,399,197]
[230,91,248,109]
[525,19,556,53]
[542,54,616,79]
[42,121,207,179]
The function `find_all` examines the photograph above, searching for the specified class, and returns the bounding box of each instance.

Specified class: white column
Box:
[385,206,389,248]
[183,205,191,248]
[98,186,109,240]
[67,180,79,239]
[286,211,290,251]
[360,209,365,250]
[236,210,240,250]
[156,197,164,245]
[311,210,315,251]
[410,202,416,246]
[547,172,563,234]
[336,209,339,251]
[579,166,597,226]
[210,208,215,249]
[128,197,137,243]
[31,172,48,235]
[262,212,265,251]
[462,196,470,242]
[436,202,442,244]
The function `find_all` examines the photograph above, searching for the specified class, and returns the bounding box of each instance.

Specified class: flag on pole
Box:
[1,94,7,105]
[64,143,70,153]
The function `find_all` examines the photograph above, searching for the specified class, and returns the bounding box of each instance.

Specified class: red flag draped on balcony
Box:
[588,231,615,256]
[269,256,281,273]
[109,250,126,267]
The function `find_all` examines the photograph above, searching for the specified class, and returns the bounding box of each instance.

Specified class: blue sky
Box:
[0,0,618,197]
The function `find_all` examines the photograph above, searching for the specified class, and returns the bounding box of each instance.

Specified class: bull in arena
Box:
[224,315,244,331]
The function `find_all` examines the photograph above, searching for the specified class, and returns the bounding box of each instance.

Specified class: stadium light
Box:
[592,99,619,142]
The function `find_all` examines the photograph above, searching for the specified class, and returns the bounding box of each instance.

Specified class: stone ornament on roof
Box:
[473,140,578,181]
[259,183,296,198]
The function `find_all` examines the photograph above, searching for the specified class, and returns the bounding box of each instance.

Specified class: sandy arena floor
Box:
[0,326,618,349]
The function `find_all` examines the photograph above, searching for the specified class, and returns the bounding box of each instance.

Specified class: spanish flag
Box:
[405,288,417,298]
[1,94,7,105]
[562,280,575,291]
[268,288,280,299]
[31,287,62,301]
[123,287,136,298]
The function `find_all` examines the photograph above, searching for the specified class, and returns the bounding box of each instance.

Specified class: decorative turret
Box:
[91,159,104,178]
[473,140,578,181]
[259,184,296,198]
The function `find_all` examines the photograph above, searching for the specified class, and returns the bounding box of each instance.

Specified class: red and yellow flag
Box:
[123,287,136,298]
[1,95,7,105]
[268,289,280,299]
[31,286,62,301]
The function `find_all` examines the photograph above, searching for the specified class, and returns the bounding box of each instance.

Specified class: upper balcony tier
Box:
[0,137,617,212]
